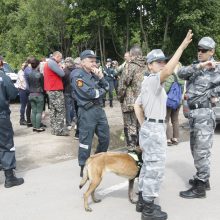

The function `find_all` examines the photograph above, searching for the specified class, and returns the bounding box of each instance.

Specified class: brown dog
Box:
[79,150,142,212]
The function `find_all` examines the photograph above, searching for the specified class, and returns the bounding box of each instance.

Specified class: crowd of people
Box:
[1,30,220,220]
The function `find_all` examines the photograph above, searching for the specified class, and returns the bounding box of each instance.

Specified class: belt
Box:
[189,102,212,110]
[145,117,165,123]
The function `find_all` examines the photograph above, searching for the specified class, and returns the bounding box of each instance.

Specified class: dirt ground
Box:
[10,100,189,172]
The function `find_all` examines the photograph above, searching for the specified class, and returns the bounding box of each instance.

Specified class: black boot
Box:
[136,192,161,212]
[80,165,84,177]
[4,169,24,188]
[20,120,27,126]
[27,122,33,127]
[0,163,2,171]
[179,179,206,199]
[103,100,105,107]
[189,178,210,190]
[142,200,167,220]
[110,100,113,107]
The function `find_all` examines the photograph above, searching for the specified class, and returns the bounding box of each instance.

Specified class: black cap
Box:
[80,50,97,60]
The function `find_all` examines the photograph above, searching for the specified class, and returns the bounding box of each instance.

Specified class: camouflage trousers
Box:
[47,91,65,135]
[189,108,216,182]
[138,121,167,202]
[122,111,139,150]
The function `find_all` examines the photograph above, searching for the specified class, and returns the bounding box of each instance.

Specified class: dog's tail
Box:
[79,160,89,189]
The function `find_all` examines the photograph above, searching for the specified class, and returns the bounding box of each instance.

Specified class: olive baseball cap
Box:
[198,37,216,50]
[146,49,169,63]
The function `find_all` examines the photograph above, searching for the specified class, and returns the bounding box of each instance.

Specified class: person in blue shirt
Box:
[71,50,110,177]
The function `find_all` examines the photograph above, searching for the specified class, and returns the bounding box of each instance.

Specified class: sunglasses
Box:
[197,48,210,53]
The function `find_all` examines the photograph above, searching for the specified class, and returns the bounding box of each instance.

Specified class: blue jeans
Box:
[19,89,29,121]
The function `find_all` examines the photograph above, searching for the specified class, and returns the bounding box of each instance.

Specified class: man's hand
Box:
[198,61,220,69]
[180,30,193,50]
[211,97,219,104]
[91,67,104,79]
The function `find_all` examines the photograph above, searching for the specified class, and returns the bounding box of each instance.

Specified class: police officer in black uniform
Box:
[0,56,24,188]
[103,58,115,107]
[71,50,110,177]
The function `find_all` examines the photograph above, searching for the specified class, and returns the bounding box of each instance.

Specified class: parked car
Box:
[3,62,19,100]
[3,62,18,86]
[182,93,220,124]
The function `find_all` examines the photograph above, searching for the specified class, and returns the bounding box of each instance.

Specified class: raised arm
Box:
[160,30,193,83]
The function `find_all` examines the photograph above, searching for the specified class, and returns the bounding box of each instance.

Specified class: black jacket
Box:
[27,70,44,94]
[63,66,74,94]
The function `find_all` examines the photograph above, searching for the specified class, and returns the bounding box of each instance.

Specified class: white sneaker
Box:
[67,126,72,131]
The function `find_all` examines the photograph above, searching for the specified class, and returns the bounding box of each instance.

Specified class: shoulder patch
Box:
[76,79,83,87]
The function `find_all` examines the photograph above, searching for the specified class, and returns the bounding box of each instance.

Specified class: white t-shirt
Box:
[135,73,167,120]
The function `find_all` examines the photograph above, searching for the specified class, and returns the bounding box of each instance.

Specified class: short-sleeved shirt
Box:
[135,73,167,120]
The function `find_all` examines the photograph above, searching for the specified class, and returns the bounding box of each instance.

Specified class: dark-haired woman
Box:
[26,58,45,132]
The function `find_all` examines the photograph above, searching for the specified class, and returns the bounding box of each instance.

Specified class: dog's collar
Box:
[128,152,139,162]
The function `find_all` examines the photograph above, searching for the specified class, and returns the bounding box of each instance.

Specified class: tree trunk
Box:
[139,5,148,52]
[98,24,104,66]
[126,11,130,51]
[111,31,124,59]
[162,15,169,50]
[102,27,106,63]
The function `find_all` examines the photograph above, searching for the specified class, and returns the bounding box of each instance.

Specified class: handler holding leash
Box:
[71,50,110,177]
[134,30,193,220]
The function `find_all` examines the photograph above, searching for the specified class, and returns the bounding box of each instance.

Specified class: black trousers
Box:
[78,106,109,166]
[0,115,16,170]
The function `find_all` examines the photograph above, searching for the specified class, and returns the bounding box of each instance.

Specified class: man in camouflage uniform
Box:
[178,37,220,199]
[102,58,115,107]
[118,45,146,150]
[44,51,69,136]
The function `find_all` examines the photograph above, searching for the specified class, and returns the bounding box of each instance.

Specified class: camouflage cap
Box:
[198,37,216,50]
[73,57,81,65]
[65,57,74,64]
[146,49,169,64]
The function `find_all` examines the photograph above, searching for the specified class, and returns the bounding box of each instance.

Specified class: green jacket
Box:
[164,73,185,94]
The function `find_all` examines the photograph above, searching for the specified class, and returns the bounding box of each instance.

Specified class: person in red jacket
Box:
[44,51,69,136]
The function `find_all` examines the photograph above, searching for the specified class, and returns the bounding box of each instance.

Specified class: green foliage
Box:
[0,0,220,68]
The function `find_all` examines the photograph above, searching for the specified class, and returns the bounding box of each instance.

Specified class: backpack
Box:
[166,74,182,110]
